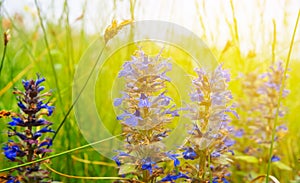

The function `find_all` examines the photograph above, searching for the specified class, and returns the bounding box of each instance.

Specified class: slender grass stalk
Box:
[44,164,130,181]
[0,133,123,173]
[265,10,300,183]
[0,30,9,76]
[71,155,117,167]
[44,46,105,155]
[34,0,65,116]
[0,40,7,76]
[45,163,141,181]
[62,0,74,175]
[208,150,212,182]
[194,0,207,41]
[272,19,277,64]
[230,0,239,47]
[129,0,136,20]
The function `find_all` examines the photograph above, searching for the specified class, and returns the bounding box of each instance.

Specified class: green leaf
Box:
[234,155,258,163]
[272,161,292,171]
[118,164,136,175]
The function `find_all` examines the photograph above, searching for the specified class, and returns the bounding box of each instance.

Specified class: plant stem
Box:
[44,45,106,156]
[0,134,123,173]
[265,9,300,183]
[0,41,7,76]
[34,0,65,116]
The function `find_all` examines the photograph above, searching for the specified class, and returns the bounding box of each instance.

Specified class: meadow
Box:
[0,0,300,182]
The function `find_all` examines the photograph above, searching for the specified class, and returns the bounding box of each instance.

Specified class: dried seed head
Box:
[4,29,11,46]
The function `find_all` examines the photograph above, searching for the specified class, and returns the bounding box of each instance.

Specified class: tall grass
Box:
[0,1,299,182]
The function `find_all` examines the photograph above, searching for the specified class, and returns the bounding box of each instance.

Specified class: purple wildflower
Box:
[1,74,55,182]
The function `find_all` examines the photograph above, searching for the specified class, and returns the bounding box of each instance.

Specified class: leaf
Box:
[118,164,136,175]
[234,155,258,163]
[272,161,292,171]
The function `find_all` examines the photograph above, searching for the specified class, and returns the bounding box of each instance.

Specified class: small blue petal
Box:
[22,80,30,89]
[166,152,180,167]
[114,98,123,106]
[271,155,280,162]
[234,129,244,137]
[33,127,55,139]
[161,172,189,182]
[211,151,221,158]
[141,158,155,174]
[224,138,235,147]
[112,156,121,166]
[182,147,197,160]
[17,101,26,109]
[221,177,230,183]
[38,86,45,92]
[39,139,53,147]
[125,115,138,126]
[8,117,24,127]
[138,93,151,108]
[36,77,46,85]
[15,132,27,140]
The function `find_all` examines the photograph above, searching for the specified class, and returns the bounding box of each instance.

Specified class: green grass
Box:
[0,1,300,182]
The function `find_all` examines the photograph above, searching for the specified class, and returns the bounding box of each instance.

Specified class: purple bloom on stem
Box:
[2,75,55,182]
[276,125,288,131]
[35,77,45,86]
[234,129,244,137]
[33,127,55,139]
[22,80,30,89]
[17,101,26,110]
[166,108,179,117]
[271,155,280,162]
[125,114,139,126]
[2,143,23,161]
[161,172,189,182]
[138,93,151,108]
[141,157,156,174]
[37,103,55,116]
[112,156,121,166]
[6,176,20,183]
[114,98,123,106]
[182,147,197,160]
[8,117,24,127]
[15,132,27,140]
[166,152,180,166]
[190,92,204,102]
[39,138,53,147]
[35,119,52,126]
[211,151,221,158]
[224,138,235,147]
[38,86,45,92]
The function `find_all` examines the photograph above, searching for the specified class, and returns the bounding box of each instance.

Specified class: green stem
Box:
[34,0,65,116]
[265,10,300,183]
[0,42,7,76]
[44,44,105,156]
[0,134,123,173]
[208,150,212,182]
[198,150,206,180]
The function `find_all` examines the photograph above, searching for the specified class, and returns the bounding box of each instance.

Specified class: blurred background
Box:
[0,0,300,182]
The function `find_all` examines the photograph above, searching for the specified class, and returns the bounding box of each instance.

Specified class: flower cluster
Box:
[178,65,237,182]
[1,75,55,183]
[112,49,183,182]
[234,61,289,177]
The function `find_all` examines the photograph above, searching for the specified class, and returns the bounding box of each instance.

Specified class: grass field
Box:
[0,0,300,182]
